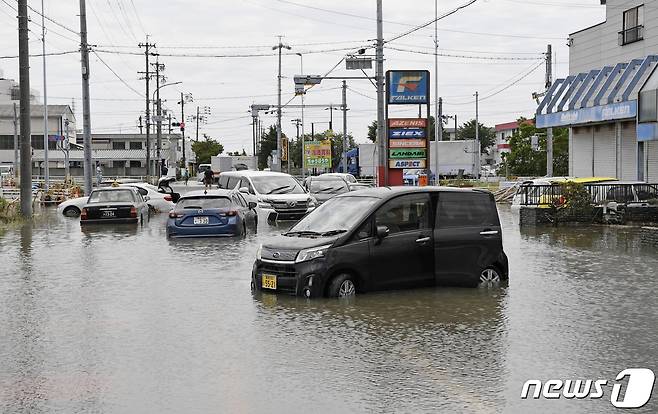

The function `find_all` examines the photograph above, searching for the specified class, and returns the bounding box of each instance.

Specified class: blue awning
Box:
[536,55,658,128]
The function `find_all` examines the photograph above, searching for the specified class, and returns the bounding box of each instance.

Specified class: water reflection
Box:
[0,206,656,413]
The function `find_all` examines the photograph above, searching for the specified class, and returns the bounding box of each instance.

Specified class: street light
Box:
[296,52,306,179]
[153,81,182,178]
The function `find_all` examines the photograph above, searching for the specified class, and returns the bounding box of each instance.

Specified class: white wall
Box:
[570,0,658,74]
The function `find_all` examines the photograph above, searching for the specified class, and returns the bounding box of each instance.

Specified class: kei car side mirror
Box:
[239,187,250,194]
[376,225,390,239]
[248,201,257,209]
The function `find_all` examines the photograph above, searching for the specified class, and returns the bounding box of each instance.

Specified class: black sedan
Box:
[80,187,151,225]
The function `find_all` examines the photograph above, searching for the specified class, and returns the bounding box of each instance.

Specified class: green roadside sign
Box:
[389,148,426,159]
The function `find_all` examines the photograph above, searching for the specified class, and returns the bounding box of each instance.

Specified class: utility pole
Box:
[40,0,49,191]
[545,44,554,177]
[138,37,155,181]
[291,118,302,173]
[168,113,172,134]
[64,119,70,181]
[475,91,480,181]
[342,80,348,174]
[153,59,164,178]
[273,37,291,172]
[376,0,386,186]
[79,0,93,195]
[138,116,143,134]
[18,0,32,216]
[434,0,440,185]
[195,106,200,141]
[437,97,443,182]
[297,53,306,179]
[13,103,18,179]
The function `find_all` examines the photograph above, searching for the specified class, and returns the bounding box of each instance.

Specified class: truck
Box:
[352,140,477,178]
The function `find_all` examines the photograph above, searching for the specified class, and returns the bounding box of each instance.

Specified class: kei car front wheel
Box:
[328,274,356,298]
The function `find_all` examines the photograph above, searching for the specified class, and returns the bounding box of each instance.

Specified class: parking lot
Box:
[1,201,657,413]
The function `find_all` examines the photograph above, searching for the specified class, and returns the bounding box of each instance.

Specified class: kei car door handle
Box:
[479,230,499,236]
[415,237,431,244]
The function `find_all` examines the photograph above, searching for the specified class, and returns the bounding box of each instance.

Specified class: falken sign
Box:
[536,101,637,128]
[389,129,426,139]
[387,70,430,105]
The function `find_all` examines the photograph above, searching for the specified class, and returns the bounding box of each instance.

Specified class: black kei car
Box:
[252,187,508,298]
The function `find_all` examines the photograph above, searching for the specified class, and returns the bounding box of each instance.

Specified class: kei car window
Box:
[226,176,240,190]
[218,175,229,189]
[375,194,431,234]
[437,192,498,228]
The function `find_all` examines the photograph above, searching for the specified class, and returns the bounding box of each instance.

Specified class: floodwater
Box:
[1,195,657,413]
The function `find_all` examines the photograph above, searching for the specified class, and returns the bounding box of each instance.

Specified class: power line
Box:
[93,45,366,58]
[0,50,79,59]
[386,0,480,43]
[129,0,146,33]
[92,50,144,97]
[386,46,543,61]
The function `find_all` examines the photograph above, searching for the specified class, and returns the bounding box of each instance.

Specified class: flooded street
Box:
[1,201,657,413]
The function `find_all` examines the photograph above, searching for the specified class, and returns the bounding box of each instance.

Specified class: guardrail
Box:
[520,183,658,206]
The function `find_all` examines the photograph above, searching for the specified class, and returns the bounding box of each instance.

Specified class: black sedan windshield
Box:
[289,196,379,234]
[251,176,305,195]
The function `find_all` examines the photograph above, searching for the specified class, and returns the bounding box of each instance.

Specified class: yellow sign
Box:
[281,137,289,161]
[305,140,332,168]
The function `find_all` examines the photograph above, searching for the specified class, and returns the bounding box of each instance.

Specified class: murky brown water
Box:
[1,197,657,413]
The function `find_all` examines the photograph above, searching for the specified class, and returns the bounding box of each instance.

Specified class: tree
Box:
[257,125,280,170]
[504,117,569,176]
[456,119,494,153]
[191,135,223,164]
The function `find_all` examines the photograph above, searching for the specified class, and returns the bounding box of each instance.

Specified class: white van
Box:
[218,170,317,222]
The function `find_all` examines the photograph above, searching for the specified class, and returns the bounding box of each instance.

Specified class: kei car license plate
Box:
[102,210,115,218]
[261,274,277,290]
[194,216,209,225]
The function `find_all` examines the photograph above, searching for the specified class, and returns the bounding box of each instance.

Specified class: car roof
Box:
[219,170,291,177]
[91,187,139,192]
[334,186,490,199]
[309,175,348,181]
[180,189,234,198]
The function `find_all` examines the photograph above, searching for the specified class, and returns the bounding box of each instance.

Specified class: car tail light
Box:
[224,210,238,217]
[80,208,88,220]
[169,211,183,219]
[130,207,137,218]
[164,195,172,201]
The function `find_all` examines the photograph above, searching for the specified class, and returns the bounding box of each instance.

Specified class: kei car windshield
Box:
[310,179,349,194]
[290,196,380,234]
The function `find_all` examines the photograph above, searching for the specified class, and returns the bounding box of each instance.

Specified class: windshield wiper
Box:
[267,185,293,194]
[321,229,348,236]
[283,230,322,237]
[183,206,203,209]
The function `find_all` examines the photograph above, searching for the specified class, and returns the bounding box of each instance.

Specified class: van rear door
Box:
[434,192,503,286]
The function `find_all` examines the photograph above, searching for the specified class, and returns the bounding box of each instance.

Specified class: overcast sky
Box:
[0,0,606,152]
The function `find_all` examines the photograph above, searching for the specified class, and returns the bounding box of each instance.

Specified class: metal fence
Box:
[519,183,658,206]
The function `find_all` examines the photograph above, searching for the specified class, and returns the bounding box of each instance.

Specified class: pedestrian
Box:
[203,167,214,190]
[95,162,103,187]
[182,167,189,186]
[161,161,168,177]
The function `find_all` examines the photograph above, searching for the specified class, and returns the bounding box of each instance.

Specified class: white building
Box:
[536,0,658,182]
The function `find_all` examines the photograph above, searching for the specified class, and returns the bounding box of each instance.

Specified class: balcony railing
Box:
[518,183,658,207]
[619,25,644,45]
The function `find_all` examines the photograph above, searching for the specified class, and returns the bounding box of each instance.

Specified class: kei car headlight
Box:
[256,244,263,260]
[308,198,317,208]
[295,244,332,263]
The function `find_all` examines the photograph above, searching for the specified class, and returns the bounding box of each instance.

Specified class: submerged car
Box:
[219,170,316,223]
[305,176,350,205]
[166,189,257,238]
[252,186,508,298]
[80,187,150,225]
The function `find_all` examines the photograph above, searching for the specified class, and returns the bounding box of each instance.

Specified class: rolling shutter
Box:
[620,122,637,180]
[572,126,594,177]
[593,124,616,177]
[647,140,658,182]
